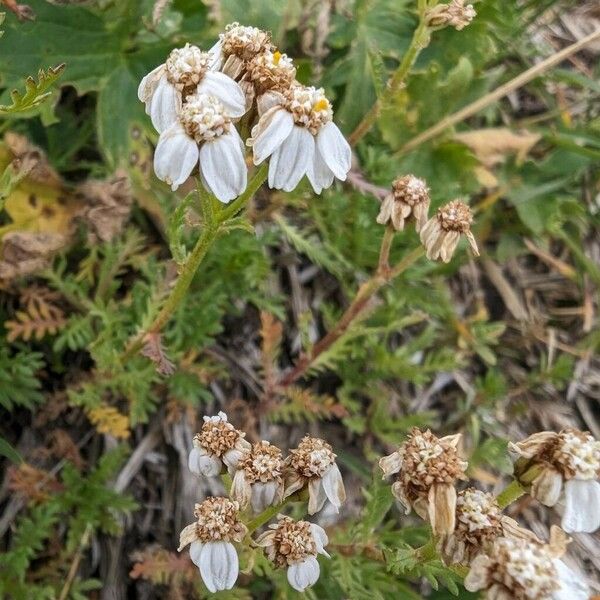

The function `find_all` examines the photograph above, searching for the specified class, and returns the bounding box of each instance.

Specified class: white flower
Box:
[510,428,600,533]
[284,436,346,515]
[153,94,248,202]
[138,43,246,133]
[188,411,251,477]
[248,86,351,193]
[255,516,330,593]
[178,497,247,593]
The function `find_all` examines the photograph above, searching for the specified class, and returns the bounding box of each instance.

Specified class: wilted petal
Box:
[309,523,330,558]
[379,450,403,478]
[316,122,351,181]
[197,71,247,118]
[561,479,600,533]
[553,559,590,600]
[251,107,294,165]
[198,541,239,593]
[268,126,314,192]
[321,463,345,511]
[250,481,279,513]
[208,40,223,70]
[154,123,198,191]
[508,432,558,459]
[257,91,286,116]
[307,477,327,515]
[199,129,248,203]
[464,554,491,592]
[223,445,248,472]
[188,446,222,477]
[428,483,456,535]
[138,64,165,106]
[189,541,203,566]
[149,75,181,133]
[231,469,252,509]
[287,556,320,592]
[178,522,199,551]
[531,468,563,507]
[283,472,305,499]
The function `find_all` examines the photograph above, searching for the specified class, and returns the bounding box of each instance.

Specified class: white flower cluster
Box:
[139,24,351,203]
[180,412,345,593]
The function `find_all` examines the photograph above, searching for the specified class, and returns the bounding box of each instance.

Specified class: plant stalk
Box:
[496,479,526,509]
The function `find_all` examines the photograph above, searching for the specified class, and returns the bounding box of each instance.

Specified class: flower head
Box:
[165,44,212,90]
[153,93,248,201]
[420,200,479,262]
[231,441,285,513]
[246,50,296,95]
[510,428,600,533]
[255,516,329,592]
[426,0,477,31]
[284,436,346,515]
[377,175,430,232]
[464,535,589,600]
[379,428,468,535]
[248,85,351,193]
[188,411,251,477]
[178,497,247,593]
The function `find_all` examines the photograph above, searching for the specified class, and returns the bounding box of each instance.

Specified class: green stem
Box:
[348,15,430,146]
[496,479,526,509]
[246,490,306,534]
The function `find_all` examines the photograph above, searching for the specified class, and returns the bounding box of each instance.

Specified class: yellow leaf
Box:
[87,405,131,439]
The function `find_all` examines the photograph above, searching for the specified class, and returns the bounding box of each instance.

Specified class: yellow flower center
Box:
[313,98,329,113]
[273,50,282,65]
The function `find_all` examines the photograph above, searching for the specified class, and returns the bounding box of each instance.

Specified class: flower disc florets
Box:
[437,200,473,233]
[552,428,600,480]
[393,175,429,207]
[239,441,284,484]
[265,517,318,567]
[165,43,211,89]
[455,488,502,543]
[221,22,272,60]
[179,94,231,143]
[289,436,336,478]
[284,86,333,135]
[194,410,244,457]
[247,50,296,94]
[192,497,246,543]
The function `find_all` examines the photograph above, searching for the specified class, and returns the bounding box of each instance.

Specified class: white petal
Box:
[198,541,238,593]
[251,108,294,165]
[316,122,351,181]
[250,481,278,513]
[223,447,246,472]
[321,463,345,511]
[199,129,248,203]
[197,71,247,118]
[268,126,314,192]
[561,479,600,533]
[257,91,286,116]
[189,541,203,566]
[149,75,181,133]
[208,40,223,70]
[307,144,335,194]
[287,556,320,592]
[553,560,590,600]
[138,64,165,106]
[154,123,198,191]
[307,477,328,515]
[309,523,330,558]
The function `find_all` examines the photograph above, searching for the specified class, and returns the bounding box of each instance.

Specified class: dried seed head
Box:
[165,43,211,89]
[553,429,600,480]
[284,86,333,135]
[456,488,502,543]
[193,411,245,457]
[246,49,296,94]
[179,94,231,143]
[377,175,430,232]
[221,22,272,61]
[239,441,284,484]
[263,517,317,567]
[426,0,476,31]
[193,497,247,542]
[396,428,467,502]
[468,537,559,599]
[289,436,336,479]
[420,200,479,262]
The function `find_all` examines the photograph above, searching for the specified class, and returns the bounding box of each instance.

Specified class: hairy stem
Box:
[496,479,526,509]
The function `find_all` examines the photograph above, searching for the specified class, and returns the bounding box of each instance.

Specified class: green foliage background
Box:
[0,0,598,598]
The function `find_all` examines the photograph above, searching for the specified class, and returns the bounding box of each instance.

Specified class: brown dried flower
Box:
[255,515,329,592]
[230,440,285,513]
[0,231,67,280]
[215,23,273,80]
[376,175,430,232]
[379,427,468,535]
[420,200,479,262]
[246,49,296,96]
[426,0,477,31]
[284,436,346,515]
[510,428,600,533]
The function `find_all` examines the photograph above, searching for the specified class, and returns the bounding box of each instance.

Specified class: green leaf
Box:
[0,64,65,115]
[0,436,22,464]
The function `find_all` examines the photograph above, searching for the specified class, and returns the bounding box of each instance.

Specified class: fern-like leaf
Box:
[5,291,67,342]
[0,64,65,114]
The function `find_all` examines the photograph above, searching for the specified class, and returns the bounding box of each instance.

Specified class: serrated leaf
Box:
[167,191,195,265]
[0,64,65,114]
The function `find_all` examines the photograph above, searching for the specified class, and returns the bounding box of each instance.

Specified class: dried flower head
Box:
[284,85,333,135]
[178,497,247,593]
[420,200,479,262]
[376,175,430,232]
[284,436,346,515]
[464,535,589,600]
[426,0,477,31]
[188,411,251,477]
[379,428,468,535]
[255,515,329,592]
[510,428,600,533]
[246,49,296,95]
[220,22,272,61]
[165,43,212,91]
[231,441,285,513]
